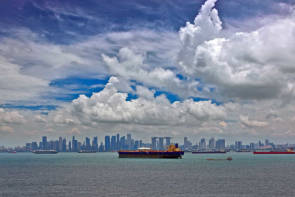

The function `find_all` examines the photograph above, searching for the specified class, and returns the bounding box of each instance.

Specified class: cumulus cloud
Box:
[54,76,225,127]
[0,108,26,124]
[178,0,295,100]
[102,47,199,98]
[240,115,268,128]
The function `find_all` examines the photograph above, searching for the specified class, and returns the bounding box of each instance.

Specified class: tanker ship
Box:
[253,149,295,154]
[118,144,184,159]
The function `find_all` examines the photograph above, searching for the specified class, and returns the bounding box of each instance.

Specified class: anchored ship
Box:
[192,150,226,154]
[118,144,184,159]
[254,149,295,154]
[33,150,58,154]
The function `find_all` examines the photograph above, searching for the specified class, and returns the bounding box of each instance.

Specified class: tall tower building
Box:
[151,137,157,150]
[92,137,98,152]
[105,136,111,152]
[127,133,132,150]
[116,133,120,150]
[199,138,206,150]
[58,137,63,152]
[158,137,164,150]
[85,137,91,150]
[42,136,47,150]
[62,138,67,152]
[208,138,215,149]
[216,139,225,150]
[111,136,117,151]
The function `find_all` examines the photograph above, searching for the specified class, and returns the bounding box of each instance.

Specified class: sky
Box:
[1,0,295,146]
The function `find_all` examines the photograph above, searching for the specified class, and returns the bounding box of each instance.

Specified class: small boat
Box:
[206,157,232,161]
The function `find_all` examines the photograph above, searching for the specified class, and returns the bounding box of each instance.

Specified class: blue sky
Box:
[1,0,295,145]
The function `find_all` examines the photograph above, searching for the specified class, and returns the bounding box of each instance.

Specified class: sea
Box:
[0,152,295,197]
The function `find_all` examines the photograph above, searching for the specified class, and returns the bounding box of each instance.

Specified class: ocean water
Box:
[0,152,295,197]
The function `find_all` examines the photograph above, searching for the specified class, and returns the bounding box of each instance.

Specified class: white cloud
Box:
[53,76,225,127]
[177,0,295,100]
[0,108,26,124]
[240,115,268,128]
[102,47,199,98]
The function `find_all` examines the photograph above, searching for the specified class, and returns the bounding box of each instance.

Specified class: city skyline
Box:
[1,0,295,145]
[1,133,294,152]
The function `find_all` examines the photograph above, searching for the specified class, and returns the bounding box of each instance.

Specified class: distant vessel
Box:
[254,149,295,154]
[206,157,232,161]
[78,150,97,153]
[33,150,58,154]
[192,150,226,154]
[118,144,184,159]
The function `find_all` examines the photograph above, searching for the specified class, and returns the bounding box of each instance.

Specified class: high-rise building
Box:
[158,137,164,150]
[116,133,120,150]
[216,139,225,150]
[99,142,104,152]
[127,133,132,150]
[62,138,67,152]
[92,137,98,152]
[42,136,47,150]
[265,139,269,146]
[199,138,206,150]
[165,137,171,146]
[85,137,91,150]
[208,138,215,149]
[184,137,192,150]
[105,136,111,152]
[235,141,242,151]
[120,136,126,150]
[68,141,72,152]
[72,136,78,152]
[111,136,117,151]
[31,142,38,151]
[58,137,63,152]
[151,137,157,150]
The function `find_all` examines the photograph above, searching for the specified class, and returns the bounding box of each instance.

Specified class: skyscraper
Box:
[235,141,242,151]
[58,137,63,152]
[158,137,164,150]
[111,136,116,151]
[92,137,98,152]
[42,136,47,150]
[151,137,157,150]
[85,137,91,150]
[105,136,111,152]
[216,139,225,150]
[72,136,78,152]
[127,133,132,150]
[116,133,120,150]
[62,138,67,152]
[199,138,206,150]
[208,138,215,149]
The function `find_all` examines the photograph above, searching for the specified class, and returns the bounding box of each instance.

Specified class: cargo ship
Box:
[118,144,184,159]
[192,150,226,154]
[33,150,58,154]
[253,149,295,154]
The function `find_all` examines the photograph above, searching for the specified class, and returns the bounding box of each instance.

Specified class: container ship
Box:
[253,149,295,154]
[118,144,184,159]
[192,150,226,154]
[33,150,58,154]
